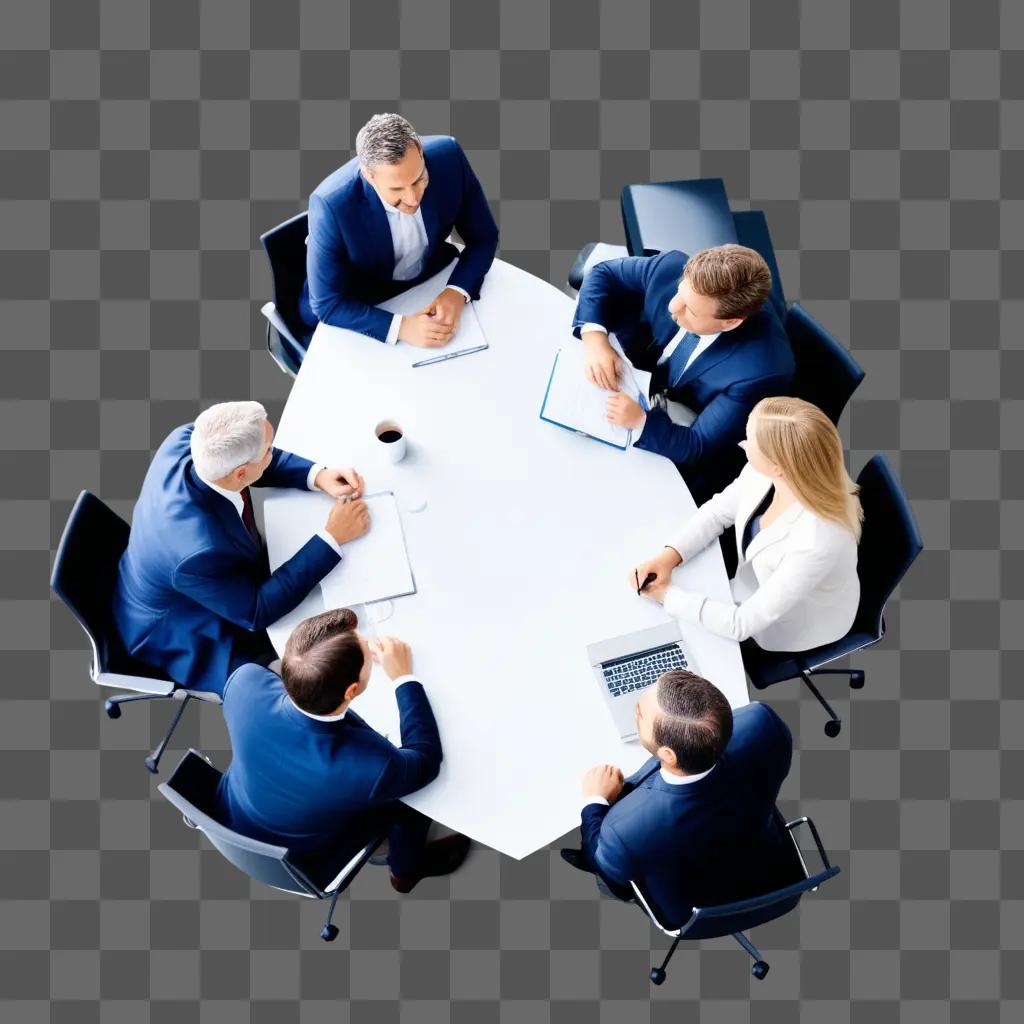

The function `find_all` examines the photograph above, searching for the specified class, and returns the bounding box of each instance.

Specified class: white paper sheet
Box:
[375,261,490,363]
[540,343,646,449]
[264,490,416,610]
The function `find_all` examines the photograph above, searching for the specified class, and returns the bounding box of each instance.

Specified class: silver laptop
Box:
[586,621,695,741]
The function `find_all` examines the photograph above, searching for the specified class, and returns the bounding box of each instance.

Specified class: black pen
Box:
[639,572,657,593]
[635,568,641,596]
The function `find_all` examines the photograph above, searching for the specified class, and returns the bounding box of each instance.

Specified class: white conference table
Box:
[265,258,748,860]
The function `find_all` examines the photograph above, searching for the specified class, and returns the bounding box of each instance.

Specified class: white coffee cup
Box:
[374,419,407,463]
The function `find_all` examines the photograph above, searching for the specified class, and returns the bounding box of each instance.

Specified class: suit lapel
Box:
[742,501,803,563]
[359,173,395,272]
[677,329,739,387]
[187,466,262,559]
[418,150,442,248]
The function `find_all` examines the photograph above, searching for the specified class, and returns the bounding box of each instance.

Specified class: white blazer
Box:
[663,464,860,652]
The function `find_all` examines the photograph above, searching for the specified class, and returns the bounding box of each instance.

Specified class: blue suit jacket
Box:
[572,252,794,488]
[112,425,340,695]
[216,665,442,883]
[302,135,499,342]
[581,703,795,930]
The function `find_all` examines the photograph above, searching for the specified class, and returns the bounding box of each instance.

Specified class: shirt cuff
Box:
[663,586,705,624]
[392,674,418,688]
[316,528,345,557]
[580,323,608,336]
[385,313,402,346]
[582,795,609,811]
[307,463,326,491]
[446,285,471,303]
[631,412,647,445]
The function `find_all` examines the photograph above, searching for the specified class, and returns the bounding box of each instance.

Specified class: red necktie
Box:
[240,487,262,547]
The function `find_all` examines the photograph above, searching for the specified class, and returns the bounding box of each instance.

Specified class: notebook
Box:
[539,340,649,450]
[264,490,416,609]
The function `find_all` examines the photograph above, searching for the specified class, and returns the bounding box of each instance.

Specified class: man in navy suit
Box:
[301,112,499,348]
[113,401,371,696]
[216,608,470,891]
[572,245,794,501]
[561,671,796,928]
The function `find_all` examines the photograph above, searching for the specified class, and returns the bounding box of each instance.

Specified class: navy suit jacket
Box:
[302,135,499,342]
[581,702,795,930]
[112,425,340,695]
[216,665,442,883]
[572,251,794,487]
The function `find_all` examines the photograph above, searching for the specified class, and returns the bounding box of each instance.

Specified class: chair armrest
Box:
[785,816,833,872]
[260,301,302,350]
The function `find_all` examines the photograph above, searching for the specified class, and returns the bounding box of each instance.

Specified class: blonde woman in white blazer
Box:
[631,396,863,652]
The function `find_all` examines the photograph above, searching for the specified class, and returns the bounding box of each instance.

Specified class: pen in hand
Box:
[635,568,641,596]
[639,572,657,593]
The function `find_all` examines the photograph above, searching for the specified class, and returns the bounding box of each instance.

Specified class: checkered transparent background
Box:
[1,0,1020,1020]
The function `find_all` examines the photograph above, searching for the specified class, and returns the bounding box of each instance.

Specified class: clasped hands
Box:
[314,467,371,546]
[400,287,467,348]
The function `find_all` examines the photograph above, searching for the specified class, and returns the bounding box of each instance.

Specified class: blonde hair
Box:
[751,397,863,541]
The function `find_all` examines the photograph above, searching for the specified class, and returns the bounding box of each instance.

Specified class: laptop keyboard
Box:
[601,643,689,697]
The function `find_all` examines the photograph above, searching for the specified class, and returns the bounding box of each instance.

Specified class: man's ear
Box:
[719,317,745,333]
[658,745,678,771]
[344,681,362,704]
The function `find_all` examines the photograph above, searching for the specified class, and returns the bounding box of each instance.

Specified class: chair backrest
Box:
[852,454,924,639]
[158,750,319,898]
[49,490,166,681]
[784,303,865,425]
[259,211,313,354]
[620,178,736,257]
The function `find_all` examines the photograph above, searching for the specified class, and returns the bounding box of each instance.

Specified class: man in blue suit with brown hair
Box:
[300,112,499,348]
[572,244,794,502]
[216,608,470,892]
[561,672,795,929]
[113,401,371,696]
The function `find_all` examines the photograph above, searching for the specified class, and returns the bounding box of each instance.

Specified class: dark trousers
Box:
[385,804,433,877]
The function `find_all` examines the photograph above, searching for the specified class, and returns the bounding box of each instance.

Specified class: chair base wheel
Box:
[752,961,770,980]
[104,700,121,720]
[321,924,339,942]
[824,719,841,738]
[849,670,865,690]
[144,755,159,774]
[649,967,666,986]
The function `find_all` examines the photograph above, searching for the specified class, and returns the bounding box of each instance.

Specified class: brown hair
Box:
[282,608,365,715]
[653,671,733,774]
[751,396,864,541]
[683,244,772,320]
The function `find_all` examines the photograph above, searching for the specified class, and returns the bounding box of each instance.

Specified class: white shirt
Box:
[198,463,344,557]
[377,192,471,345]
[582,763,715,810]
[288,674,418,722]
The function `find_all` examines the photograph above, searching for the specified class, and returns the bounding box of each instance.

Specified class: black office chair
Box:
[636,814,840,985]
[259,211,314,377]
[742,455,924,737]
[50,491,221,773]
[785,303,865,426]
[620,178,734,258]
[158,749,385,942]
[566,242,629,293]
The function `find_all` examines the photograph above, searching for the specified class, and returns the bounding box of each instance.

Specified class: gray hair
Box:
[190,401,268,482]
[355,113,420,172]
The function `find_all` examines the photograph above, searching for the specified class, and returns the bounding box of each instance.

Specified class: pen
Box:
[639,572,657,593]
[635,568,641,596]
[412,344,488,368]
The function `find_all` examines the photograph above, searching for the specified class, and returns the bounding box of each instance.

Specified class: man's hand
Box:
[581,764,625,802]
[371,635,413,680]
[325,497,370,546]
[606,392,645,430]
[629,548,682,600]
[399,312,455,348]
[315,467,364,499]
[423,287,467,330]
[582,331,621,391]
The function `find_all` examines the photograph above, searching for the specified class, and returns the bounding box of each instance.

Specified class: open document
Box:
[540,339,649,451]
[265,490,416,609]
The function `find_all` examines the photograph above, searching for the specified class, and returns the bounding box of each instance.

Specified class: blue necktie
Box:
[652,331,700,395]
